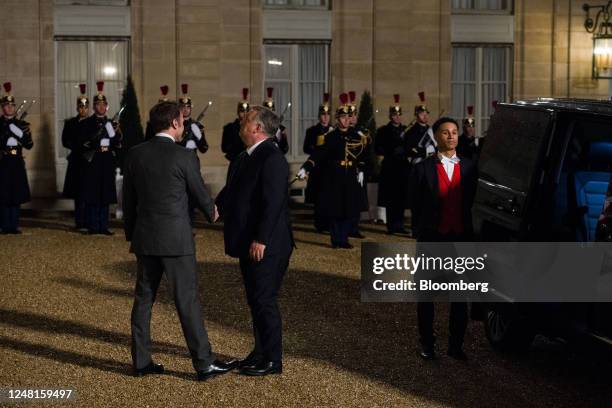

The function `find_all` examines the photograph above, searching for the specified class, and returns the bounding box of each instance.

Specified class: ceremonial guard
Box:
[80,81,122,235]
[263,87,289,154]
[221,88,249,162]
[404,91,435,166]
[375,94,410,234]
[145,85,170,141]
[62,83,89,231]
[298,93,370,249]
[0,82,33,234]
[178,83,209,157]
[303,93,332,233]
[457,106,479,162]
[347,90,369,239]
[178,83,209,224]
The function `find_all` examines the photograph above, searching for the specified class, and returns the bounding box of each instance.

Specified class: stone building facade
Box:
[0,0,608,198]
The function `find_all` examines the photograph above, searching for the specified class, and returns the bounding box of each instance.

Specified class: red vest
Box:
[436,162,464,234]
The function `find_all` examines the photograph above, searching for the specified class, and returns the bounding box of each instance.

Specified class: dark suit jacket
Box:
[408,154,478,240]
[217,138,294,258]
[122,136,215,256]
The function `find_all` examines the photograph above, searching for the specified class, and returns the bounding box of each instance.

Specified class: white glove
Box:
[185,140,197,150]
[6,137,18,147]
[190,123,202,140]
[105,122,116,138]
[9,123,23,138]
[357,171,364,186]
[100,138,110,147]
[297,168,307,180]
[275,128,282,141]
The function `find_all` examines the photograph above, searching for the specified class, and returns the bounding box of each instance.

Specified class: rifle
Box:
[19,100,36,121]
[14,100,26,117]
[279,102,292,123]
[195,101,213,123]
[83,105,126,162]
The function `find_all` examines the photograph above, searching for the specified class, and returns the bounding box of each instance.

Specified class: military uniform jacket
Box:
[304,127,370,218]
[404,123,430,162]
[375,121,410,207]
[80,115,122,205]
[457,134,480,162]
[221,119,244,162]
[0,116,33,205]
[275,124,289,155]
[61,116,87,198]
[303,122,331,204]
[179,118,209,157]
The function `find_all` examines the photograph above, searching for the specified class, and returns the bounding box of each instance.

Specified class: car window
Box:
[554,117,612,241]
[479,106,552,193]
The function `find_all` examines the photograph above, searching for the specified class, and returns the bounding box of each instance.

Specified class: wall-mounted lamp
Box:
[584,2,612,78]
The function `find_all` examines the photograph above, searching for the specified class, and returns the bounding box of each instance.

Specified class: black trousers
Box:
[239,247,291,363]
[417,301,468,350]
[416,230,469,351]
[330,217,351,246]
[0,205,20,232]
[131,254,213,371]
[386,205,405,233]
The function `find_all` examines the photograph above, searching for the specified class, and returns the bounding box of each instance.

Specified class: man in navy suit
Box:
[217,106,294,376]
[408,117,478,361]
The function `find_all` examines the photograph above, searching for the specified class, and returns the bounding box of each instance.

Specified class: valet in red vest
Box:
[408,116,478,361]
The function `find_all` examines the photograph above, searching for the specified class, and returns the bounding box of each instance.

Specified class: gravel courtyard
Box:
[0,216,610,407]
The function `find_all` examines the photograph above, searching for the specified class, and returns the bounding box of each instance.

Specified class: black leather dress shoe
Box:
[196,359,238,381]
[447,348,468,361]
[349,232,366,239]
[239,361,282,376]
[100,229,114,236]
[238,353,263,368]
[5,229,22,235]
[134,362,165,377]
[419,348,436,360]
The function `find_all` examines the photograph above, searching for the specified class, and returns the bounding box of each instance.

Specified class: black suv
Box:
[473,98,612,351]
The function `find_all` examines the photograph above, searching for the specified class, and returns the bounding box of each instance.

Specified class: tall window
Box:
[452,0,512,13]
[55,40,128,161]
[451,45,511,137]
[264,43,328,161]
[264,0,329,9]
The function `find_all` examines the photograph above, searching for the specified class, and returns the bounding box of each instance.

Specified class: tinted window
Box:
[479,106,552,192]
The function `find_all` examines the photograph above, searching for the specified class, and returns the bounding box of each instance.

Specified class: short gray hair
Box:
[250,105,280,137]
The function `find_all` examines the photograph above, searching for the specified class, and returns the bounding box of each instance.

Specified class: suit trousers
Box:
[239,247,291,363]
[416,230,468,351]
[131,254,213,371]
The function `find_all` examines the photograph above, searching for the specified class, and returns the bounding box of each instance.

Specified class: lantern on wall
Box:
[584,2,612,78]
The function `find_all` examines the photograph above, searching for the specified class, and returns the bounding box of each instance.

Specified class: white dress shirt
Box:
[156,132,175,142]
[438,152,460,181]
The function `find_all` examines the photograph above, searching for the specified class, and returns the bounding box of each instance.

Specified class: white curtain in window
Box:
[453,0,505,10]
[481,47,507,131]
[451,47,476,121]
[57,42,88,159]
[94,42,127,114]
[299,44,325,153]
[452,0,475,9]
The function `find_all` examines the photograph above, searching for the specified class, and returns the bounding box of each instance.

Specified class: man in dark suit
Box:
[123,101,237,381]
[217,106,294,376]
[408,117,478,361]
